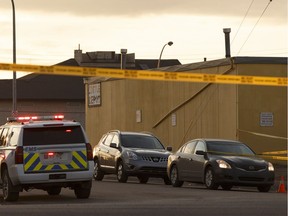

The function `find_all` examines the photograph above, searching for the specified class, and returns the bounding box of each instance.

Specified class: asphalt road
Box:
[0,177,287,216]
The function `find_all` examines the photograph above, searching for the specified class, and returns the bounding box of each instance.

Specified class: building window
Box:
[88,83,101,107]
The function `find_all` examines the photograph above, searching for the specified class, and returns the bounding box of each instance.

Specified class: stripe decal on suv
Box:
[23,150,88,173]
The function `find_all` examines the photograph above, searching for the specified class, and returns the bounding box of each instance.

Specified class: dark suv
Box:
[93,130,172,184]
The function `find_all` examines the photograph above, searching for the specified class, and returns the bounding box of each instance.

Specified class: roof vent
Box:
[223,28,231,58]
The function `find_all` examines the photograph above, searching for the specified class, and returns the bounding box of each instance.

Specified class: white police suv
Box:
[0,115,94,201]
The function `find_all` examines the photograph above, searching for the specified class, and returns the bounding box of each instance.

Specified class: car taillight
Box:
[86,143,93,161]
[15,146,24,164]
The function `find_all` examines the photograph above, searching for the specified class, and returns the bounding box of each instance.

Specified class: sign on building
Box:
[88,83,101,106]
[260,112,273,127]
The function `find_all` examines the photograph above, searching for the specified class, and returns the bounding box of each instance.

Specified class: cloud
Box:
[1,0,286,20]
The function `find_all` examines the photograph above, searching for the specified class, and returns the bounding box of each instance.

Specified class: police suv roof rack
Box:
[7,115,65,122]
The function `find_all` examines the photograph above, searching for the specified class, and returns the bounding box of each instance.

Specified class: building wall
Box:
[85,60,287,156]
[0,99,85,127]
[237,63,287,154]
[86,63,237,150]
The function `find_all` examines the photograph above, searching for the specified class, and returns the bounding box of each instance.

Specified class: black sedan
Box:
[167,139,275,192]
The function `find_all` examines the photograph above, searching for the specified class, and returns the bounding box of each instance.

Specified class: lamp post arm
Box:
[157,44,168,68]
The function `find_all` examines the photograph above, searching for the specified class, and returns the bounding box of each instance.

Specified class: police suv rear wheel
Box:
[74,181,92,199]
[2,169,19,202]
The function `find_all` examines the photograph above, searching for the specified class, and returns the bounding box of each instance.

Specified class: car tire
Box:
[74,181,92,199]
[257,185,271,192]
[2,169,19,202]
[138,176,149,184]
[47,187,61,195]
[163,176,171,185]
[204,167,219,190]
[170,165,184,187]
[221,184,233,190]
[117,161,128,183]
[93,159,104,181]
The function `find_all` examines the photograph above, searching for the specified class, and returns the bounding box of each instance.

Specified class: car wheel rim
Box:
[205,169,213,187]
[117,164,123,179]
[171,167,177,184]
[93,162,98,177]
[3,175,8,199]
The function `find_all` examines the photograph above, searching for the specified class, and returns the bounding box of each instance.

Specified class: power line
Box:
[231,0,255,46]
[237,0,273,55]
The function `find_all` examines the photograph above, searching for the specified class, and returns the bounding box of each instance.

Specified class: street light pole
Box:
[157,41,173,68]
[11,0,17,116]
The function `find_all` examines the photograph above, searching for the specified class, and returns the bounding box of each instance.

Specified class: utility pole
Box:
[11,0,17,116]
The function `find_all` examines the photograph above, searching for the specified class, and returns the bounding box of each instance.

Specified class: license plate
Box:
[49,174,66,180]
[44,152,63,159]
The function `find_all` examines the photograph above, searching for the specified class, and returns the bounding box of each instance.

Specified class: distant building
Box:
[0,74,85,126]
[61,48,181,69]
[85,56,287,164]
[0,49,181,126]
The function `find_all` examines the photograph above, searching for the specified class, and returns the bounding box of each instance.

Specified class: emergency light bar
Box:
[7,115,64,122]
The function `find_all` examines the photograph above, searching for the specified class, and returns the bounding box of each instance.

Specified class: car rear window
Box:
[23,126,85,146]
[121,135,164,149]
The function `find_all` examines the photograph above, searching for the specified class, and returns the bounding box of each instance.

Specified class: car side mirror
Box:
[110,143,118,149]
[195,150,206,156]
[166,146,172,152]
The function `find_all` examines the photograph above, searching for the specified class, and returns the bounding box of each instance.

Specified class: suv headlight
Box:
[268,162,274,171]
[126,151,138,160]
[216,160,231,169]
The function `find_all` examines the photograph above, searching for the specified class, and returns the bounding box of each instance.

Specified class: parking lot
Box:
[0,175,286,216]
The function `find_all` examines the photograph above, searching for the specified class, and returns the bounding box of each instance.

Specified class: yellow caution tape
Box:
[260,150,288,162]
[0,63,287,86]
[261,150,288,155]
[238,129,288,140]
[261,155,288,161]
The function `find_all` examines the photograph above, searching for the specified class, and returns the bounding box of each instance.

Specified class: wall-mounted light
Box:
[172,113,176,126]
[136,110,142,123]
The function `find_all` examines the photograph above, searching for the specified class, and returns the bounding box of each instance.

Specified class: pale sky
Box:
[0,0,287,79]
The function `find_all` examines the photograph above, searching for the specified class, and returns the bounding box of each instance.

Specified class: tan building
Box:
[85,57,287,161]
[0,49,180,127]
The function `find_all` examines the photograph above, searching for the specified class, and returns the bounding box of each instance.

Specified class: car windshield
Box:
[121,135,164,149]
[206,141,255,156]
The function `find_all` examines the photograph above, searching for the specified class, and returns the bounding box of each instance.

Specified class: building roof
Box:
[155,57,287,72]
[56,58,80,66]
[135,59,181,69]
